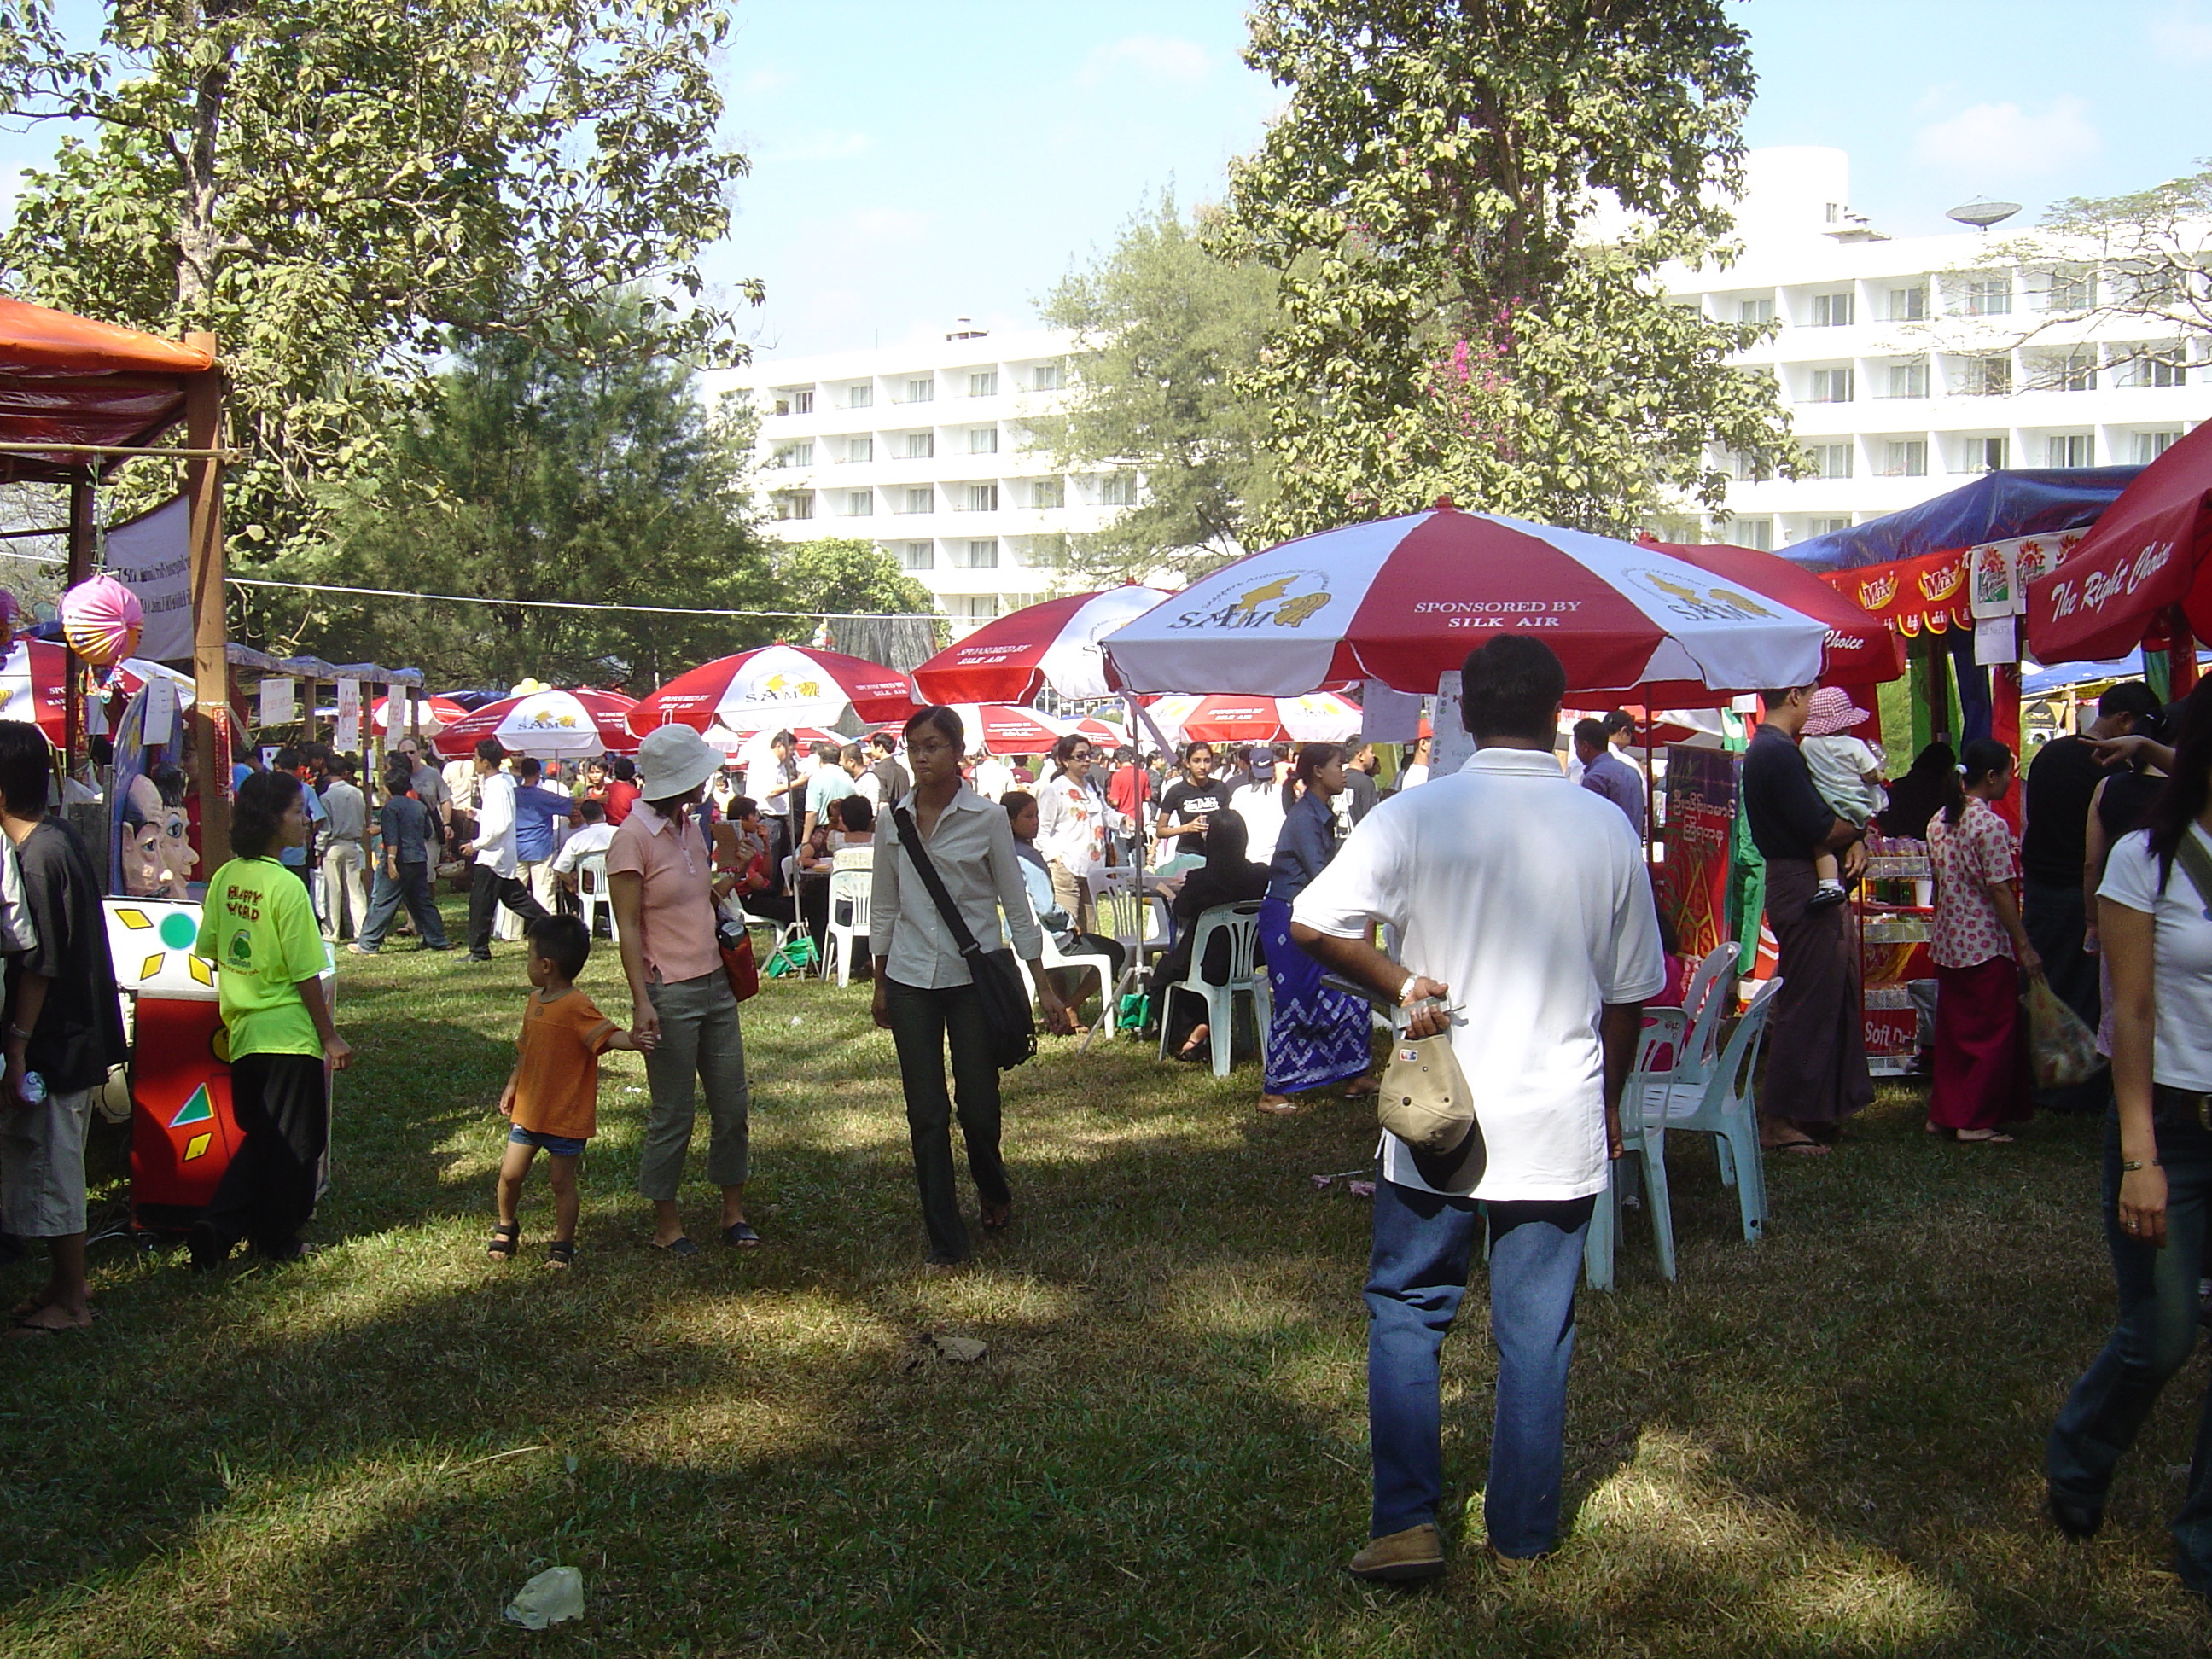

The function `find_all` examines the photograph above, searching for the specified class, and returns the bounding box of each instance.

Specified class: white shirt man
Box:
[1289,636,1663,1585]
[461,748,550,958]
[969,754,1014,802]
[1228,763,1289,864]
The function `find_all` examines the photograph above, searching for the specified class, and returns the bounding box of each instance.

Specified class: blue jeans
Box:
[1365,1178,1595,1557]
[2049,1107,2212,1587]
[355,862,450,951]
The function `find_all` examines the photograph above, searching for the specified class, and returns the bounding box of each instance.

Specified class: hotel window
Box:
[966,538,998,570]
[2053,352,2096,393]
[2047,268,2096,311]
[1099,474,1136,506]
[969,371,998,397]
[1810,367,1854,403]
[2047,434,2095,468]
[1966,436,2009,472]
[1809,518,1853,537]
[1814,443,1853,479]
[847,436,873,463]
[774,492,813,521]
[905,432,934,458]
[793,390,814,414]
[969,427,998,454]
[847,383,872,409]
[904,487,933,514]
[966,483,999,512]
[773,441,813,469]
[1738,297,1773,325]
[846,490,873,516]
[1962,356,2011,397]
[1732,517,1773,550]
[899,541,934,571]
[2136,430,2181,463]
[950,596,998,623]
[1889,286,1927,322]
[1885,360,1927,399]
[2142,346,2187,387]
[1032,478,1066,509]
[1033,361,1065,390]
[1810,291,1854,327]
[1884,439,1927,477]
[1728,450,1769,483]
[906,377,934,403]
[1965,277,2013,317]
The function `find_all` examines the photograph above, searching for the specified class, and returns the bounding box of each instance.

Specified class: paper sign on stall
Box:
[143,677,178,746]
[259,678,294,727]
[335,679,362,751]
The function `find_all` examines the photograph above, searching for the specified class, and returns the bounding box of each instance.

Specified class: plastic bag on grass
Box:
[504,1565,583,1628]
[2025,975,2104,1091]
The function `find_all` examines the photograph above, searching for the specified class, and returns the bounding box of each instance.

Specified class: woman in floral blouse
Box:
[1926,737,2042,1143]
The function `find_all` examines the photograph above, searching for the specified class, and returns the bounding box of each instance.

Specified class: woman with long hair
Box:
[1924,737,2040,1144]
[872,707,1067,1265]
[1257,742,1375,1113]
[2048,680,2212,1586]
[1034,732,1116,934]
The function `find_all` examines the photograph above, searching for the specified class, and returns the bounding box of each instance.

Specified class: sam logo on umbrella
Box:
[1627,567,1777,624]
[1166,568,1334,633]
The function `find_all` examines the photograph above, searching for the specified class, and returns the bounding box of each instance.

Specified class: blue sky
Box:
[5,2,2209,365]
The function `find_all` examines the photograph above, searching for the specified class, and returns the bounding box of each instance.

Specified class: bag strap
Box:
[2172,830,2212,922]
[893,804,986,961]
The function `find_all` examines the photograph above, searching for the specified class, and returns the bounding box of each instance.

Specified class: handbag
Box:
[717,917,761,1003]
[892,805,1037,1070]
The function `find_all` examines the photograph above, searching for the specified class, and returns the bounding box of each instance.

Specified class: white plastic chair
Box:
[575,853,618,943]
[1592,981,1778,1291]
[822,866,872,987]
[1155,901,1267,1079]
[1016,931,1119,1021]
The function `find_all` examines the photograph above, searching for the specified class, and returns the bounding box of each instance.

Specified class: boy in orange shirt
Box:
[489,914,652,1267]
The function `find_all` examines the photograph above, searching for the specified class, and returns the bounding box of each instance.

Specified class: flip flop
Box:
[652,1236,701,1257]
[720,1223,761,1248]
[1761,1134,1829,1155]
[1954,1130,2017,1144]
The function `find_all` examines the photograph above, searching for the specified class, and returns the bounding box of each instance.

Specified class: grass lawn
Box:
[2,907,2207,1656]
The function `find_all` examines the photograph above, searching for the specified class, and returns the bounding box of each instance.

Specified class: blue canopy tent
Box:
[1773,469,2139,748]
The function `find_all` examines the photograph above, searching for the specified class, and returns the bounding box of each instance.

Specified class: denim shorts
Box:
[508,1126,588,1157]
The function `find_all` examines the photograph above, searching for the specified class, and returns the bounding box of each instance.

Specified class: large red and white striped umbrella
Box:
[632,643,914,736]
[1144,692,1363,746]
[909,586,1174,704]
[0,639,63,743]
[436,689,641,758]
[372,693,469,735]
[939,703,1074,754]
[1103,504,1827,700]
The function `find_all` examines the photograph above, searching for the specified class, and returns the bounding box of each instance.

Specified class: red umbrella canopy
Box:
[909,585,1174,704]
[2029,421,2212,662]
[0,639,65,743]
[435,690,641,758]
[1643,541,1905,684]
[1102,505,1828,701]
[631,643,914,736]
[371,693,469,734]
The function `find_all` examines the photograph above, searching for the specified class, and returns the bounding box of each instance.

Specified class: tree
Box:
[266,300,773,691]
[1211,0,1801,543]
[769,538,934,631]
[1039,193,1278,584]
[0,0,753,549]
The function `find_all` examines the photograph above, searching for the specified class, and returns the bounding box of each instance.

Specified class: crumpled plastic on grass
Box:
[505,1565,584,1629]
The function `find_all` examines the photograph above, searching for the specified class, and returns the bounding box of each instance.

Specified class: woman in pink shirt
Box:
[608,725,755,1252]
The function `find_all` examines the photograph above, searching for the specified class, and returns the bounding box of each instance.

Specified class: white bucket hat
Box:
[635,724,721,800]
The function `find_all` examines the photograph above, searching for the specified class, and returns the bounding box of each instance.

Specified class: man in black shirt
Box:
[866,731,910,806]
[1743,684,1872,1152]
[2020,682,2160,1110]
[1342,742,1381,824]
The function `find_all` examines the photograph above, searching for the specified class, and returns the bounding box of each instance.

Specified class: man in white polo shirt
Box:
[1291,636,1664,1581]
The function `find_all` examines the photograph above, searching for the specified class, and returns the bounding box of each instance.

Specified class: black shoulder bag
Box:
[892,805,1038,1070]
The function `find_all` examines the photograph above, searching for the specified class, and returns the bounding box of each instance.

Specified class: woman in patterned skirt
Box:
[1256,743,1376,1114]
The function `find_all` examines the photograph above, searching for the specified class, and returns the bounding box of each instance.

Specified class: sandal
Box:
[544,1240,575,1269]
[721,1222,761,1248]
[1343,1077,1379,1101]
[652,1235,701,1257]
[486,1222,520,1260]
[1258,1096,1299,1115]
[981,1202,1012,1233]
[1954,1129,2016,1144]
[1760,1132,1828,1156]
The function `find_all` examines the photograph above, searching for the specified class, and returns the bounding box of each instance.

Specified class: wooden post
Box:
[183,333,229,866]
[62,475,94,766]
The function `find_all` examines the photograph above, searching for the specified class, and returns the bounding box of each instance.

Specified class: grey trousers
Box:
[637,971,750,1202]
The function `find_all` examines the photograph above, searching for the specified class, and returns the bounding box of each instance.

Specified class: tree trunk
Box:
[172,3,238,321]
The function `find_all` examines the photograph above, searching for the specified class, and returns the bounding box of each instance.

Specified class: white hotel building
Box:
[722,148,2212,635]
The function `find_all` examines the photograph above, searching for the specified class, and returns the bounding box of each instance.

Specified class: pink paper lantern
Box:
[60,573,142,668]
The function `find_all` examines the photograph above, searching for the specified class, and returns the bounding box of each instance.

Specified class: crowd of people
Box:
[15,647,2212,1592]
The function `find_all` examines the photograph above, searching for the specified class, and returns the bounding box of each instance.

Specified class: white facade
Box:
[1661,147,2212,550]
[713,325,1117,634]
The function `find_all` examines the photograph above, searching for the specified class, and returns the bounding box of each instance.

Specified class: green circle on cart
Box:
[159,912,198,951]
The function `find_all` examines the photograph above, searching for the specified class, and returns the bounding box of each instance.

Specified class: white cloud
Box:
[1910,96,2101,178]
[765,131,874,163]
[2151,3,2212,62]
[1075,34,1211,90]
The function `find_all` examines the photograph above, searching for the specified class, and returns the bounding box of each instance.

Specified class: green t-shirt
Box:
[196,857,329,1058]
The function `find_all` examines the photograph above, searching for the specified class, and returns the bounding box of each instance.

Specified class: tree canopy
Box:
[1039,194,1278,585]
[1209,0,1800,542]
[768,538,934,628]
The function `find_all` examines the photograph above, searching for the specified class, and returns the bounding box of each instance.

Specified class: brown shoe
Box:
[1348,1523,1445,1582]
[1481,1543,1547,1576]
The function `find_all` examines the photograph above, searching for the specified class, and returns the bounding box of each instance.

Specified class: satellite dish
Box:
[1947,199,2022,230]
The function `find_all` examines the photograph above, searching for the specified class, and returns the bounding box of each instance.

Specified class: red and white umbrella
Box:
[1640,539,1905,684]
[1144,692,1363,746]
[936,702,1074,754]
[115,658,196,707]
[909,586,1174,704]
[632,643,914,736]
[436,689,641,758]
[1103,504,1827,701]
[0,639,63,743]
[711,725,840,765]
[372,693,469,735]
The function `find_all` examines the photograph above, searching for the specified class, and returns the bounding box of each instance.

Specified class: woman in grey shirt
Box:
[871,706,1065,1266]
